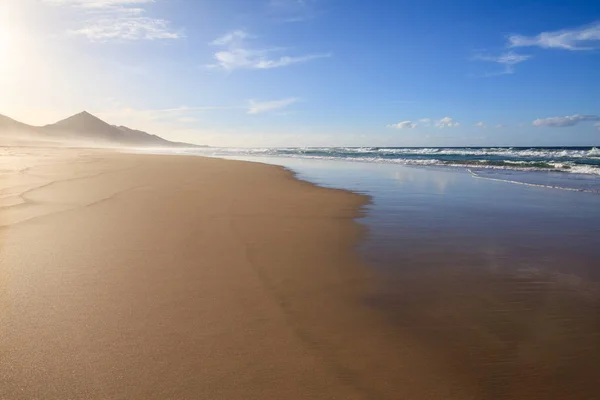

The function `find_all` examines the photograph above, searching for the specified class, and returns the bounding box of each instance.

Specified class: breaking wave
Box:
[187,146,600,176]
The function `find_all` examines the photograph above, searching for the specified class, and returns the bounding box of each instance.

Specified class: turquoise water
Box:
[186,146,600,176]
[170,146,600,193]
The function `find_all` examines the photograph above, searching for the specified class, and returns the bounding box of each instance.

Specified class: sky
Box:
[1,0,600,147]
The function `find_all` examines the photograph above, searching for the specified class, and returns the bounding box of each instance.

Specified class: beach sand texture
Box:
[1,148,599,400]
[0,148,471,400]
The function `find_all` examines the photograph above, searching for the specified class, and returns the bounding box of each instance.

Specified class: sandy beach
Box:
[2,148,599,400]
[0,148,473,400]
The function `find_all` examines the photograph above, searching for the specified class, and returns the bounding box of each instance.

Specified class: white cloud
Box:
[247,98,299,114]
[253,54,330,68]
[509,21,600,50]
[388,121,417,129]
[473,51,532,75]
[44,0,154,7]
[475,121,486,128]
[532,114,600,127]
[98,104,234,125]
[207,30,330,71]
[43,0,182,41]
[388,117,460,129]
[435,116,460,128]
[210,30,253,46]
[496,124,506,128]
[70,18,181,41]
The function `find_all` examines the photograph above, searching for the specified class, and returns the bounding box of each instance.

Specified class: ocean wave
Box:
[588,147,600,157]
[467,169,599,193]
[189,146,600,176]
[236,146,597,160]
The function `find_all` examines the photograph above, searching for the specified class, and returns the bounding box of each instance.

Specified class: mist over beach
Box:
[2,1,600,399]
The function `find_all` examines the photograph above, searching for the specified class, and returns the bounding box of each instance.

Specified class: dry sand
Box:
[0,148,476,400]
[2,148,598,400]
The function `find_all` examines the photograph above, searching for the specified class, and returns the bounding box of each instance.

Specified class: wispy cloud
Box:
[43,0,183,41]
[70,18,181,41]
[44,0,153,7]
[388,117,460,129]
[472,51,532,75]
[247,98,299,114]
[532,114,600,127]
[475,121,486,128]
[509,21,600,50]
[253,54,330,68]
[99,104,235,125]
[210,30,254,46]
[207,30,330,71]
[387,121,417,129]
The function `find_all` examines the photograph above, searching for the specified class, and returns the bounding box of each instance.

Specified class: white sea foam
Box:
[467,169,598,193]
[170,146,600,177]
[588,147,600,157]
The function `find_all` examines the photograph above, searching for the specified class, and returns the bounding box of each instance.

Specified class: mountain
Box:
[0,114,39,134]
[0,114,48,144]
[0,111,203,148]
[44,111,123,142]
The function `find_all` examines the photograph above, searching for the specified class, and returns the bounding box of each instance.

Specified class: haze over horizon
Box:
[2,0,599,147]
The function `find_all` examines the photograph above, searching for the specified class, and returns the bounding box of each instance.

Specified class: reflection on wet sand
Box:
[368,258,600,399]
[225,158,600,399]
[391,167,459,194]
[365,165,600,399]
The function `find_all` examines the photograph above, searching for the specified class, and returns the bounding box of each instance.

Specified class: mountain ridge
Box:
[0,111,204,148]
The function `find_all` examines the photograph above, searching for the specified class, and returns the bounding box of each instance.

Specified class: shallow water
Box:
[216,155,600,399]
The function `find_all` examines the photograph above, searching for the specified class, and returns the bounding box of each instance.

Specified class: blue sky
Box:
[2,0,600,146]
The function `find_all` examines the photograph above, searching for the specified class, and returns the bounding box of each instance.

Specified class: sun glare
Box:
[0,13,19,108]
[0,27,11,56]
[0,15,13,74]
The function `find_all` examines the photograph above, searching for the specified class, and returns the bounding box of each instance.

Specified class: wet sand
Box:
[1,148,599,399]
[0,148,476,400]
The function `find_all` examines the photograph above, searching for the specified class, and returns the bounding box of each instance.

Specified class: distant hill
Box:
[0,111,204,148]
[0,114,34,130]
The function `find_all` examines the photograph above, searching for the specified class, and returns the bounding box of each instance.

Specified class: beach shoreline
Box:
[0,147,476,399]
[3,147,599,400]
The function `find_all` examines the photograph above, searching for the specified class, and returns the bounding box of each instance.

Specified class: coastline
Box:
[4,147,599,399]
[187,153,600,400]
[0,148,474,399]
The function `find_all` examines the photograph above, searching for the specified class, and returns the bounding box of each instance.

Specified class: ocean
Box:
[191,146,600,173]
[170,146,600,193]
